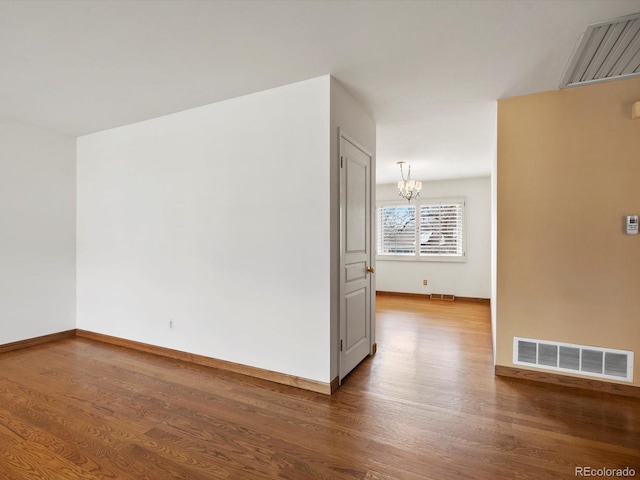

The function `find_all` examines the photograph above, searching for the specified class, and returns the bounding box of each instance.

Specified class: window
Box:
[377,204,416,255]
[376,198,465,262]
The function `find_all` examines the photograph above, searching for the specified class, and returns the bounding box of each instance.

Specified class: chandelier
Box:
[396,161,422,202]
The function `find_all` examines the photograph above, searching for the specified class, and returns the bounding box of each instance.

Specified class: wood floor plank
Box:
[0,296,638,479]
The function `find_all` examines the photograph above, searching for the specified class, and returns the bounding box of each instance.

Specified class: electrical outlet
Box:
[423,279,428,286]
[169,319,174,330]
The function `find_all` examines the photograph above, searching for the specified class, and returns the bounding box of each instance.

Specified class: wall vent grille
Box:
[513,337,634,382]
[560,12,640,88]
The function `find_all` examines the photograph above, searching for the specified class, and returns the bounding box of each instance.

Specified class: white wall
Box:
[329,78,376,380]
[0,120,76,343]
[376,177,491,298]
[77,77,332,383]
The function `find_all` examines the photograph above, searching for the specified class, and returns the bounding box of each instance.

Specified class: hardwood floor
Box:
[1,296,638,479]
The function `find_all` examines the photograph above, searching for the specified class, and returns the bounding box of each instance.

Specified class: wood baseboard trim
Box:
[376,291,428,299]
[76,329,333,395]
[0,329,77,354]
[455,296,490,305]
[495,365,640,399]
[376,291,490,305]
[330,376,340,394]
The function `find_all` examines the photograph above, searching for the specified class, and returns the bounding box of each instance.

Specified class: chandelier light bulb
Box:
[396,161,423,202]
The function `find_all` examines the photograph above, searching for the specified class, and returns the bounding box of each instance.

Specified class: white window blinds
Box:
[376,205,416,255]
[376,198,465,262]
[419,202,464,256]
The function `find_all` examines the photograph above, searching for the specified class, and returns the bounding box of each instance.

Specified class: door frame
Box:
[338,128,376,383]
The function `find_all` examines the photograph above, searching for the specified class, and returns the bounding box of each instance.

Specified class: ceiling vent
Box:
[560,12,640,88]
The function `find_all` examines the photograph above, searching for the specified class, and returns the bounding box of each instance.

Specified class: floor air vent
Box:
[513,337,634,382]
[430,293,455,301]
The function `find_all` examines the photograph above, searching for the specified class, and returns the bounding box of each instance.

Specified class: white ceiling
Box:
[1,0,639,183]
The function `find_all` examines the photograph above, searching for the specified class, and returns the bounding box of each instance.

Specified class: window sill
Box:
[376,255,467,263]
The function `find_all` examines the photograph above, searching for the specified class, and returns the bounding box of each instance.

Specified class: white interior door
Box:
[339,132,374,381]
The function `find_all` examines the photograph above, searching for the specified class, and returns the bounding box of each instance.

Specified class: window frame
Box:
[376,197,467,263]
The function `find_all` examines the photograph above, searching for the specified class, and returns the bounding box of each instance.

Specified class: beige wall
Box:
[497,77,640,387]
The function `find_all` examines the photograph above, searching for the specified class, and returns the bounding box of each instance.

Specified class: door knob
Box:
[366,266,375,274]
